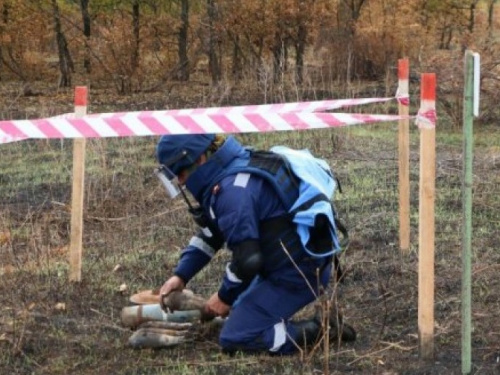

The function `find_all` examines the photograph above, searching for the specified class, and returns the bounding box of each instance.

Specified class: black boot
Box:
[329,313,356,342]
[292,318,322,349]
[316,302,357,342]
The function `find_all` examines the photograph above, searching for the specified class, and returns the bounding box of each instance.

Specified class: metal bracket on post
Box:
[472,53,480,118]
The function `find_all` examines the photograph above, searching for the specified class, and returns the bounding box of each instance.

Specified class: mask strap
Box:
[179,186,195,211]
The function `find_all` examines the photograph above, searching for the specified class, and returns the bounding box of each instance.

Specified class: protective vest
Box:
[186,136,344,258]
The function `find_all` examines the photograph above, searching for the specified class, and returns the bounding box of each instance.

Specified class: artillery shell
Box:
[161,290,207,311]
[137,321,193,330]
[128,328,186,349]
[135,326,188,337]
[121,304,201,328]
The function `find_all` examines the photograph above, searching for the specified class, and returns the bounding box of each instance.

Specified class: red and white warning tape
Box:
[0,95,419,144]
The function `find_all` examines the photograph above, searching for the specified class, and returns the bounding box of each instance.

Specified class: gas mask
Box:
[154,165,182,199]
[154,164,215,236]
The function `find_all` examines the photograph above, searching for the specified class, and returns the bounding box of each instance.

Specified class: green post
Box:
[461,50,474,375]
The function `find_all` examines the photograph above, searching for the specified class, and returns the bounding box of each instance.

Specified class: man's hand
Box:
[159,276,185,300]
[204,292,230,318]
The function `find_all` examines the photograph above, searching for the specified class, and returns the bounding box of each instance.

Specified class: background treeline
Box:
[0,0,499,123]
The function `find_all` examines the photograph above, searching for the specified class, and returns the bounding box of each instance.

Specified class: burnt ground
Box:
[1,84,499,375]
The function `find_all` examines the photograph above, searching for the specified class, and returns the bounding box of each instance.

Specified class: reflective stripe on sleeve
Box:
[225,262,242,283]
[188,236,216,258]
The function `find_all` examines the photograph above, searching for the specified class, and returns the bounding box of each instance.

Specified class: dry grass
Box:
[1,84,500,374]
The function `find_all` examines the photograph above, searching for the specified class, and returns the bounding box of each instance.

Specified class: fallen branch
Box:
[347,341,417,365]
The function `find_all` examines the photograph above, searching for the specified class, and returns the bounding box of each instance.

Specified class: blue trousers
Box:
[219,258,331,355]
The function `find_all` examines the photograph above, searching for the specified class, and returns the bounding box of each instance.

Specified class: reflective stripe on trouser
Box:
[219,260,331,355]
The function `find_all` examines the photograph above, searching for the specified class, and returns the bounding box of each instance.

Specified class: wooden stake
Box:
[398,58,410,253]
[418,74,436,360]
[69,86,88,282]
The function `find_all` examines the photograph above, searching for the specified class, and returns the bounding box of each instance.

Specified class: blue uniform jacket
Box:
[173,136,337,305]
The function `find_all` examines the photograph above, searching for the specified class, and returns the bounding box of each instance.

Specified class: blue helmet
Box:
[156,134,216,175]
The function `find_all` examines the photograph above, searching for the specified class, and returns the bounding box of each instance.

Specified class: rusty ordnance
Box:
[161,290,206,312]
[128,327,188,349]
[161,290,215,321]
[123,290,222,349]
[121,303,202,328]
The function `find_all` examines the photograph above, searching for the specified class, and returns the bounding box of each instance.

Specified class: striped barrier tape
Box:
[0,112,76,144]
[0,95,415,144]
[416,109,437,129]
[73,96,400,117]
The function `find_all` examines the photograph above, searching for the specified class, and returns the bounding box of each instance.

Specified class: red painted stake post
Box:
[398,58,410,253]
[69,86,88,282]
[418,74,436,360]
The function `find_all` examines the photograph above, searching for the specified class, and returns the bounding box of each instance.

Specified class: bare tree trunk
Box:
[231,35,242,79]
[177,0,189,81]
[131,0,140,73]
[439,25,453,49]
[0,1,27,81]
[51,0,74,87]
[0,1,8,81]
[271,33,284,84]
[488,0,499,31]
[79,0,91,73]
[468,0,480,33]
[337,0,367,84]
[294,0,308,85]
[206,0,221,84]
[338,0,366,37]
[295,22,307,85]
